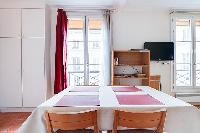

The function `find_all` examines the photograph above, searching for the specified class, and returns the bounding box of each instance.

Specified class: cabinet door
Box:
[22,9,45,37]
[0,38,22,107]
[0,9,21,37]
[22,38,45,107]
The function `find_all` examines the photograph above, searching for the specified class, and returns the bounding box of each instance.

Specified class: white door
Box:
[0,38,22,107]
[22,38,45,107]
[0,9,21,37]
[22,9,45,107]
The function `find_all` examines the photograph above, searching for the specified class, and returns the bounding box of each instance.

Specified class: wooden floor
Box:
[0,112,31,133]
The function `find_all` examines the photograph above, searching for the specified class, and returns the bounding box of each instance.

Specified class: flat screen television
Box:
[144,42,174,61]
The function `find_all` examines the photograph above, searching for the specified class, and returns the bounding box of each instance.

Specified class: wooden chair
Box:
[112,110,166,133]
[45,110,99,133]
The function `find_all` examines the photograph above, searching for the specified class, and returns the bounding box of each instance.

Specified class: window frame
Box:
[67,12,104,86]
[172,12,200,92]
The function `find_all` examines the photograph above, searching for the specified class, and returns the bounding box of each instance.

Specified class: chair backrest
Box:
[113,110,166,133]
[45,110,98,133]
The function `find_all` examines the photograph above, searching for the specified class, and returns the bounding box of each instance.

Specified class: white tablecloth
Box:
[18,86,200,133]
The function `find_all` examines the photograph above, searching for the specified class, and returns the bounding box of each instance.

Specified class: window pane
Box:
[175,19,192,86]
[176,64,190,71]
[176,64,191,86]
[176,71,191,86]
[196,64,200,86]
[68,30,84,41]
[88,18,103,85]
[68,72,84,86]
[196,42,200,64]
[89,72,100,86]
[176,19,191,41]
[176,42,192,63]
[196,20,200,41]
[196,21,200,86]
[68,19,84,41]
[68,19,83,29]
[67,18,85,86]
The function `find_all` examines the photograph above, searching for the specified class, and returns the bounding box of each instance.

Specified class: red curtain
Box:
[54,9,68,94]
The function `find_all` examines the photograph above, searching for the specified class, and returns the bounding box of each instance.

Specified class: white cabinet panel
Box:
[0,38,22,107]
[0,9,21,37]
[22,9,45,37]
[22,38,45,107]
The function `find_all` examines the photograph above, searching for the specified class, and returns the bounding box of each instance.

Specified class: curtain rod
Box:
[51,5,115,11]
[63,10,114,14]
[170,9,200,14]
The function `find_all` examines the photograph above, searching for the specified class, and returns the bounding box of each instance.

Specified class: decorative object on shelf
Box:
[114,57,119,65]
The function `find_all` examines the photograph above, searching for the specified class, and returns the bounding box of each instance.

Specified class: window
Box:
[67,16,103,86]
[172,13,200,92]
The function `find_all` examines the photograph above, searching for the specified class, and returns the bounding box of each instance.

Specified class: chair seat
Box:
[108,129,156,133]
[56,129,94,133]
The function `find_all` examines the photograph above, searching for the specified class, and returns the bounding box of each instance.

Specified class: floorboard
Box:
[0,112,31,133]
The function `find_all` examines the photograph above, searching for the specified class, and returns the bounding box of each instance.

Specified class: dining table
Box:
[18,86,200,133]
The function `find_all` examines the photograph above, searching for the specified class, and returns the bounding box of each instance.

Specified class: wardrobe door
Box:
[22,9,45,37]
[0,9,21,37]
[0,38,22,107]
[22,38,45,107]
[22,9,46,107]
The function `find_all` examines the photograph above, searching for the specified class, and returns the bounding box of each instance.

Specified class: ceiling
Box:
[46,0,121,6]
[46,0,200,9]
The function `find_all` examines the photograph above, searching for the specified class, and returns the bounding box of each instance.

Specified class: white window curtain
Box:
[100,10,112,86]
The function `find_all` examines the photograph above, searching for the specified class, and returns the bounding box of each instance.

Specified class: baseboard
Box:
[0,107,35,112]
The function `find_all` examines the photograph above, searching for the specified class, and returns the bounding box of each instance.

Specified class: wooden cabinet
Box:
[150,75,161,91]
[0,9,46,108]
[112,50,150,86]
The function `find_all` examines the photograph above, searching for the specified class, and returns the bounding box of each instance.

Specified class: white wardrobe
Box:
[0,8,46,107]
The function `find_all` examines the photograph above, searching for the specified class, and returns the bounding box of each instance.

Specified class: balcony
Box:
[68,71,100,86]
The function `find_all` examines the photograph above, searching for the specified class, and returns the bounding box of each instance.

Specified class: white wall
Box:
[112,8,174,95]
[45,5,52,99]
[50,8,57,92]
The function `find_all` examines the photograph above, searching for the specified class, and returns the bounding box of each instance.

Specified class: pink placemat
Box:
[70,87,99,92]
[54,95,100,107]
[112,86,142,92]
[116,94,163,105]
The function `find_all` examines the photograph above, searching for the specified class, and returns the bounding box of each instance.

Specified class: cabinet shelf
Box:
[114,76,148,79]
[112,50,150,86]
[114,64,149,67]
